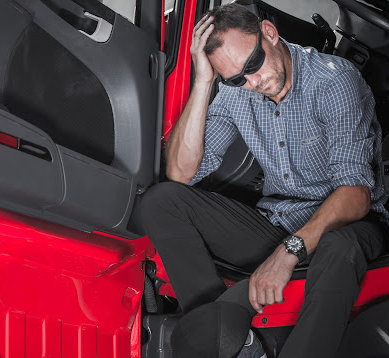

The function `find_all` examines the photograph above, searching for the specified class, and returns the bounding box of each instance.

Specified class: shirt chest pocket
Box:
[300,130,329,178]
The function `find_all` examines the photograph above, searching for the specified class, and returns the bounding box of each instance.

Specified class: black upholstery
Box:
[237,0,327,51]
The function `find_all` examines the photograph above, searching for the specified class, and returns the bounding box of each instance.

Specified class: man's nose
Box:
[245,73,261,88]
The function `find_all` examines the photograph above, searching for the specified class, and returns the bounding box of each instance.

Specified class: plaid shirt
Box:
[189,39,389,234]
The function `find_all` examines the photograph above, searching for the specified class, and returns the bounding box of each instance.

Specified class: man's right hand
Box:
[190,15,217,85]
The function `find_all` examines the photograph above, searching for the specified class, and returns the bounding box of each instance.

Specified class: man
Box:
[141,3,388,357]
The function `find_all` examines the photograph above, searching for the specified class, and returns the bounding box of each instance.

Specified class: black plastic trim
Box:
[69,0,115,24]
[164,0,185,78]
[364,0,389,12]
[19,139,52,161]
[154,52,166,182]
[41,0,98,33]
[333,0,389,32]
[135,0,162,47]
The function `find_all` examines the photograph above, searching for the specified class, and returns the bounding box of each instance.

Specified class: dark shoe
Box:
[236,330,267,358]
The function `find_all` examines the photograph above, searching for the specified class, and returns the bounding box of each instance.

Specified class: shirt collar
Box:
[281,38,301,103]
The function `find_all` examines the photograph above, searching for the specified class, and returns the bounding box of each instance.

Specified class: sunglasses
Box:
[220,27,266,87]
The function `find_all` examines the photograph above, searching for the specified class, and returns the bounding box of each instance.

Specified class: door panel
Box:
[0,109,63,209]
[0,0,165,237]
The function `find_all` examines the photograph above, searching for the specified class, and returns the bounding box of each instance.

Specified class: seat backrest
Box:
[237,0,327,51]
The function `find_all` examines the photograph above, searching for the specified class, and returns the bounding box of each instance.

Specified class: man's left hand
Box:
[249,244,298,313]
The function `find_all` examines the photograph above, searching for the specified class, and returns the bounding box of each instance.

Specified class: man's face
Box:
[208,27,287,98]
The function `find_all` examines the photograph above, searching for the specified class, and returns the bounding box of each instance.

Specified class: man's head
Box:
[204,4,259,55]
[203,4,292,100]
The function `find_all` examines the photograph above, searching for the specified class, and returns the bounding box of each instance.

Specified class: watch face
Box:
[287,236,303,253]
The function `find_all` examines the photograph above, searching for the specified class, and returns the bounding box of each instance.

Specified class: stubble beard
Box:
[255,64,286,98]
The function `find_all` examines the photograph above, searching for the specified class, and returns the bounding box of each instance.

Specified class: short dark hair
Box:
[203,4,259,55]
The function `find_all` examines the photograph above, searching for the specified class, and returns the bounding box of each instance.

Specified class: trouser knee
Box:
[313,230,367,282]
[140,181,195,239]
[319,230,365,261]
[141,182,187,218]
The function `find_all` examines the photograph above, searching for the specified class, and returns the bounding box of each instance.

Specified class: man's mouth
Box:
[256,79,270,92]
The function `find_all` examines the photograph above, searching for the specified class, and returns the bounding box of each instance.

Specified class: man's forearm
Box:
[295,185,371,255]
[166,81,213,183]
[249,185,371,311]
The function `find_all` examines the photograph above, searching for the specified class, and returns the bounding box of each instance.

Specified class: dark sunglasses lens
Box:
[229,76,247,86]
[245,48,265,74]
[222,75,246,87]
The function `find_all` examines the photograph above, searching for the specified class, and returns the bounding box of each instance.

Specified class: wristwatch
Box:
[283,235,307,264]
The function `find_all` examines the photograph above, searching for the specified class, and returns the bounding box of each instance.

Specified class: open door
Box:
[0,0,165,238]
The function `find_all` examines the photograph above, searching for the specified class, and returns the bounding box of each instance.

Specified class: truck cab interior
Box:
[0,0,388,357]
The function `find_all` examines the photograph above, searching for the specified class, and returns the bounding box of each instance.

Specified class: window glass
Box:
[221,0,338,26]
[101,0,178,25]
[102,0,136,23]
[263,0,338,26]
[165,0,176,15]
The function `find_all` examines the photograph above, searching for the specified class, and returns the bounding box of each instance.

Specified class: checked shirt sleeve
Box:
[322,69,378,193]
[188,92,238,185]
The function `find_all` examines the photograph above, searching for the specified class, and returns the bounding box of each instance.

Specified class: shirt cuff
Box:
[331,173,375,191]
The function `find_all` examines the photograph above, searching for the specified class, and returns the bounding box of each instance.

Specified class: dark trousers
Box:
[140,182,385,358]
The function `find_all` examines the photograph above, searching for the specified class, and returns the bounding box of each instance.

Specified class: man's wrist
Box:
[193,79,214,91]
[282,248,299,266]
[276,244,299,267]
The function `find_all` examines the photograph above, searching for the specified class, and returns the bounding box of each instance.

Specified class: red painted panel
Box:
[161,0,165,51]
[354,266,389,306]
[114,329,131,358]
[80,325,97,358]
[97,329,115,358]
[0,132,18,149]
[0,208,150,356]
[8,311,25,358]
[43,318,62,358]
[0,311,27,358]
[62,323,79,358]
[26,316,44,357]
[0,312,5,357]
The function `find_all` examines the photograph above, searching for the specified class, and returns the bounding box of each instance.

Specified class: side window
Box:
[101,0,136,23]
[165,0,176,14]
[259,0,338,26]
[220,0,338,26]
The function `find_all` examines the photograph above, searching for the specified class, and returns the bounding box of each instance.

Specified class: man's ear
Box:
[260,20,279,46]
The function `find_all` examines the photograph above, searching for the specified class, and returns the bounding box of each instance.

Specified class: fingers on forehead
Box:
[195,14,213,28]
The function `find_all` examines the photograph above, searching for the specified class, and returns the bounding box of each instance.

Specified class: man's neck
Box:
[269,43,293,104]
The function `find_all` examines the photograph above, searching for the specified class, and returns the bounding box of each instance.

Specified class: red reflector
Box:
[0,132,18,148]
